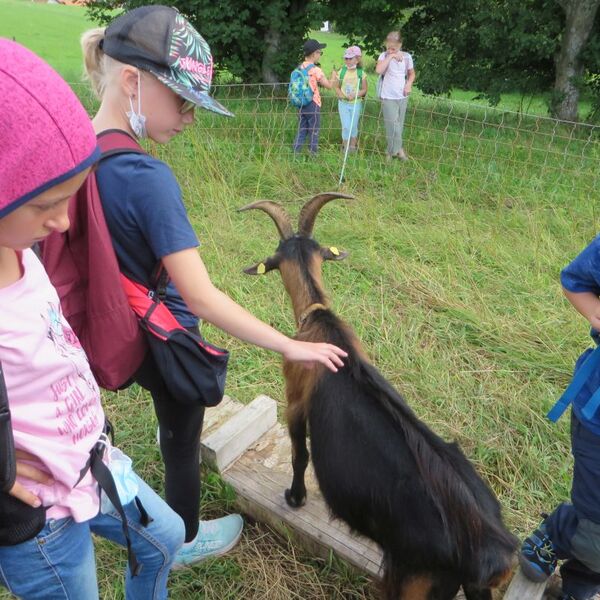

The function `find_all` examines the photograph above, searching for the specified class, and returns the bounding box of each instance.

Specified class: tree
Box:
[553,0,600,120]
[328,0,600,121]
[88,0,600,120]
[86,0,322,83]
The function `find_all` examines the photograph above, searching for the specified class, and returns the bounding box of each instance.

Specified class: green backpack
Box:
[339,66,364,97]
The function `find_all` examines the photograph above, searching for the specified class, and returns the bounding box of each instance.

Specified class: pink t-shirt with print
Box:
[0,249,104,521]
[301,61,325,107]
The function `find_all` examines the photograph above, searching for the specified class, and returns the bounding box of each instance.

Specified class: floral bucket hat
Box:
[101,4,233,117]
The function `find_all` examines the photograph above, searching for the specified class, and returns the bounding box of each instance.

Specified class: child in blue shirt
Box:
[520,235,600,600]
[81,6,346,570]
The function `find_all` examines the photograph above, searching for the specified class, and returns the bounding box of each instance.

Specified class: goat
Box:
[239,192,517,600]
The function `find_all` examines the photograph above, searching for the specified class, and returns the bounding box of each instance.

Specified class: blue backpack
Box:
[288,63,315,108]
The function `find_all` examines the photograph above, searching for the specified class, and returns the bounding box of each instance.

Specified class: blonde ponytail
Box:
[81,28,107,99]
[81,27,126,100]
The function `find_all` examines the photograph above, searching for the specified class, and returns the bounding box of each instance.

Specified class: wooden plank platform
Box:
[503,568,546,600]
[206,396,557,600]
[202,395,277,471]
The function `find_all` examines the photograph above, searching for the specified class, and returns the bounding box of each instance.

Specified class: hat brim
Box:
[304,42,327,54]
[154,72,234,117]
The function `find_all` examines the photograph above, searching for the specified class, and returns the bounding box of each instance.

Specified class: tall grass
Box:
[2,2,600,597]
[141,88,597,539]
[2,83,600,599]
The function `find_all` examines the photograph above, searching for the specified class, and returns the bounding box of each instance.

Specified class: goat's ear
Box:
[321,246,349,261]
[243,255,280,275]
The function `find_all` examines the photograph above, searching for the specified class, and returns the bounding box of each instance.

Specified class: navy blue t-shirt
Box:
[561,234,600,434]
[96,153,199,327]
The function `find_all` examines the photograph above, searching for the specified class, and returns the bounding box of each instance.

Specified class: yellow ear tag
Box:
[330,246,340,256]
[257,263,266,274]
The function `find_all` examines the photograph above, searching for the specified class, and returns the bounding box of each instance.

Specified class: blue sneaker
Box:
[519,516,558,583]
[172,514,244,569]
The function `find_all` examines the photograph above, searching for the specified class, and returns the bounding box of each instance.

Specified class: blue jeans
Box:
[0,475,185,600]
[338,100,362,140]
[293,101,321,154]
[545,414,600,599]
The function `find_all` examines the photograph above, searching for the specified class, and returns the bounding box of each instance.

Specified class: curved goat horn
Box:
[238,200,294,240]
[297,192,355,237]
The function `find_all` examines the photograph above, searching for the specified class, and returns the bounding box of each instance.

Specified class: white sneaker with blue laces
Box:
[172,514,244,569]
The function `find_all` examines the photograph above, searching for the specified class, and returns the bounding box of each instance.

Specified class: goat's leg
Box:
[381,559,432,600]
[284,411,309,508]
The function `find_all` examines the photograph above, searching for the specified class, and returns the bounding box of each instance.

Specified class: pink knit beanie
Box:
[0,39,99,218]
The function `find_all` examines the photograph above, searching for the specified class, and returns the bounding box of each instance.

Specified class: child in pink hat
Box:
[333,45,368,152]
[0,39,185,599]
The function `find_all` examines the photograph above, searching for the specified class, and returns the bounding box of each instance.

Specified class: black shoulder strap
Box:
[0,363,16,493]
[150,262,169,302]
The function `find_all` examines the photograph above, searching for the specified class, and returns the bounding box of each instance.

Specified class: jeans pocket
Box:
[41,517,74,543]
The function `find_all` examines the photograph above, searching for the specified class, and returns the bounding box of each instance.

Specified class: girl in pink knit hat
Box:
[0,39,185,599]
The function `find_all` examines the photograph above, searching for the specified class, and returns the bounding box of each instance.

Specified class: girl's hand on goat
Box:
[9,449,55,508]
[283,340,347,372]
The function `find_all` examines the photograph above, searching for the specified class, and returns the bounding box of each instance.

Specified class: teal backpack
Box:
[288,63,315,108]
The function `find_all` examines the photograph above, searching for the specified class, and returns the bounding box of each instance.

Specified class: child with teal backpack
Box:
[291,39,334,155]
[334,46,368,153]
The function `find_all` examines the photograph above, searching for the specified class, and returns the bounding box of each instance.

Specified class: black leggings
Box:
[134,327,204,543]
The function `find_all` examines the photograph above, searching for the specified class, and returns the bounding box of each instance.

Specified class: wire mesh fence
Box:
[70,81,600,202]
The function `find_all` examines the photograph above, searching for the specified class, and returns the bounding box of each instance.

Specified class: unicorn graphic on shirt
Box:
[43,302,98,395]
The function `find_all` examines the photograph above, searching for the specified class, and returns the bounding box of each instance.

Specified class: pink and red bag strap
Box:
[97,129,147,160]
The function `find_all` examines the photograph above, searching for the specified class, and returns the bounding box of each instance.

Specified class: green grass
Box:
[0,0,95,81]
[2,3,600,599]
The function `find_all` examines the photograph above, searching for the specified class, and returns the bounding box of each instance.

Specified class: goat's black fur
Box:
[242,208,518,600]
[293,309,517,598]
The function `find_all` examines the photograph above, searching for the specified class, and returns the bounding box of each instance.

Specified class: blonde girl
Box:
[334,46,368,152]
[375,31,416,161]
[80,5,346,569]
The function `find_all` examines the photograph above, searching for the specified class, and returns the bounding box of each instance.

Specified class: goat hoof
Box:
[285,488,306,508]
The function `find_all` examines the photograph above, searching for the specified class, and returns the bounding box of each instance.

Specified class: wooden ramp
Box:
[201,395,559,600]
[503,568,546,600]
